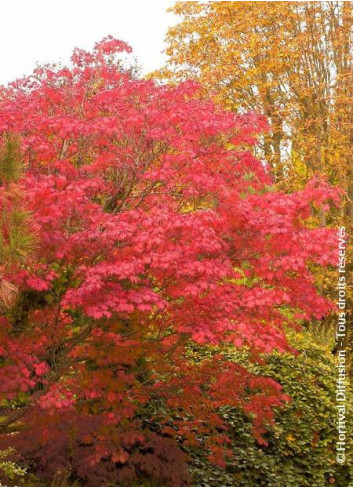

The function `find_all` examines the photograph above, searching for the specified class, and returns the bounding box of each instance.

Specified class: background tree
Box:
[160,2,352,196]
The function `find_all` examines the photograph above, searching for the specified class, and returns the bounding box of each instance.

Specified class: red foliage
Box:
[0,37,339,485]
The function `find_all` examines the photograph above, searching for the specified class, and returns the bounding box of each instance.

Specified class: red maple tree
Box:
[0,38,339,485]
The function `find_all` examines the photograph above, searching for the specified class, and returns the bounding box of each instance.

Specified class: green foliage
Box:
[0,207,36,266]
[0,448,27,486]
[0,133,36,267]
[0,134,37,309]
[185,333,353,487]
[0,134,23,185]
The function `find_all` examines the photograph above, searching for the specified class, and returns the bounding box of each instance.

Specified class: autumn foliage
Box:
[0,38,340,485]
[159,0,353,370]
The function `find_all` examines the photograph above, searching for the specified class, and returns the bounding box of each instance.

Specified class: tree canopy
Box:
[0,37,341,485]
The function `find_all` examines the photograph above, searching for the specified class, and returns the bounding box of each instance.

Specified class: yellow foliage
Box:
[157,1,352,208]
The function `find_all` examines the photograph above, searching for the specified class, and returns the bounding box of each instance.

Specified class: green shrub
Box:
[186,333,352,486]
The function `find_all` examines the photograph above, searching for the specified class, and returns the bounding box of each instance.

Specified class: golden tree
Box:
[160,2,352,200]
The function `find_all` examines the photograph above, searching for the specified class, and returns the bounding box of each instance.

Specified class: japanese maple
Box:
[0,37,339,485]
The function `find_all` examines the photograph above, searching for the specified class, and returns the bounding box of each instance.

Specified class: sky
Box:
[0,0,177,85]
